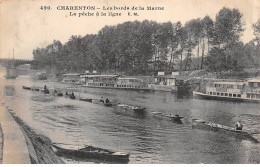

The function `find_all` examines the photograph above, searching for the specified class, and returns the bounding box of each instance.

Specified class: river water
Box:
[0,75,259,164]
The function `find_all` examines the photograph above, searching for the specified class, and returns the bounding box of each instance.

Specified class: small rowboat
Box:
[79,98,93,102]
[52,144,130,162]
[151,112,183,123]
[65,94,75,99]
[22,86,31,90]
[41,89,50,94]
[170,114,184,122]
[80,98,112,107]
[54,92,63,96]
[104,102,113,107]
[31,87,40,91]
[192,119,259,143]
[92,99,113,107]
[116,103,146,113]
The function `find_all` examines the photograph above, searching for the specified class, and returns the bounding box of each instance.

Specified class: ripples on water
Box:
[0,76,259,164]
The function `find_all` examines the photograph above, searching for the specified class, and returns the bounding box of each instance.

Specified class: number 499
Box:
[40,6,51,10]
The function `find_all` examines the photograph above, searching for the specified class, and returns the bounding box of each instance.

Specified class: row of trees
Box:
[33,7,260,75]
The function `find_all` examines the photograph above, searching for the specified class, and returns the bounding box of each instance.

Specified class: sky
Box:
[0,0,259,60]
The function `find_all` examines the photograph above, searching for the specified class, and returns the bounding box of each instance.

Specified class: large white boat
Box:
[115,77,150,90]
[193,78,260,102]
[80,75,152,90]
[80,74,119,88]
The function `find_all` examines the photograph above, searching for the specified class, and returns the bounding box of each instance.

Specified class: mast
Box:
[11,49,14,68]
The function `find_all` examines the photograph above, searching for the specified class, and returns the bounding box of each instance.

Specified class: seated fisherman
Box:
[100,97,104,103]
[235,121,243,130]
[105,98,110,104]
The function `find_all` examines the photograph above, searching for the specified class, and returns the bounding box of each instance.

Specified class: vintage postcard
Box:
[0,0,259,164]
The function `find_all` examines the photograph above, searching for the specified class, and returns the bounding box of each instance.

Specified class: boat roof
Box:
[151,112,162,114]
[118,77,140,80]
[213,82,244,85]
[80,75,119,78]
[112,152,128,155]
[62,73,80,76]
[155,75,176,79]
[247,78,260,83]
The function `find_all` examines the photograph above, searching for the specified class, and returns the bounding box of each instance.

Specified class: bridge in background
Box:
[0,58,33,67]
[0,58,34,78]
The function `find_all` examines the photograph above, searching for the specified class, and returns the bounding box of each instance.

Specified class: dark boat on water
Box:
[80,98,113,107]
[113,103,146,118]
[31,87,40,91]
[56,92,63,96]
[192,119,259,143]
[64,92,76,99]
[151,112,183,123]
[54,92,63,96]
[22,86,31,90]
[79,98,93,102]
[116,103,146,113]
[52,144,130,162]
[66,94,75,99]
[41,89,50,94]
[104,102,113,107]
[53,90,63,96]
[23,86,40,91]
[92,99,113,107]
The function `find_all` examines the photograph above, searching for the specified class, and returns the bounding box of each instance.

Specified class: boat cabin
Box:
[81,75,119,87]
[61,73,81,84]
[154,75,176,86]
[116,78,147,88]
[206,81,245,98]
[244,79,260,99]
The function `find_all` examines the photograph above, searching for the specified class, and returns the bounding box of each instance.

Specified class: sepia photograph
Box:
[0,0,259,164]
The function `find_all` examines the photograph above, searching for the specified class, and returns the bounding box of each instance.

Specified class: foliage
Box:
[32,8,258,75]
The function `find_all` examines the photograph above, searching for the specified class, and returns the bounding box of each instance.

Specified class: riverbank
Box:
[8,111,64,164]
[0,124,3,164]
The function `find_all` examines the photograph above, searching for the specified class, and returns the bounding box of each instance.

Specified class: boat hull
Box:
[23,86,31,90]
[149,84,177,92]
[193,91,260,103]
[81,85,154,92]
[112,104,146,118]
[151,112,183,123]
[79,98,92,102]
[52,145,130,162]
[192,119,259,143]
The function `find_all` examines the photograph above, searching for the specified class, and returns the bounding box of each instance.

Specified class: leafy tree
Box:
[213,7,244,48]
[200,16,214,69]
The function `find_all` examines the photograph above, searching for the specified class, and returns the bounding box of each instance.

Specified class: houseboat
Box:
[81,75,119,88]
[115,77,150,90]
[61,73,81,85]
[193,78,260,102]
[148,73,178,92]
[81,75,153,90]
